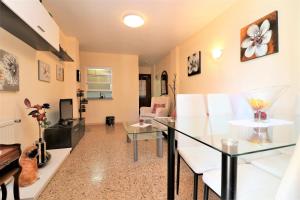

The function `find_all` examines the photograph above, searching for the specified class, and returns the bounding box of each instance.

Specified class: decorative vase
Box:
[245,85,288,122]
[35,138,47,166]
[35,129,50,168]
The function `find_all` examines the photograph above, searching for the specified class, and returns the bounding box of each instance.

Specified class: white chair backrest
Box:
[176,94,207,117]
[176,94,208,148]
[230,94,252,119]
[276,136,300,200]
[207,93,233,116]
[207,94,233,135]
[296,95,300,116]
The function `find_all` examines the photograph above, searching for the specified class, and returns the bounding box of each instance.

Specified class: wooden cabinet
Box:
[2,0,59,51]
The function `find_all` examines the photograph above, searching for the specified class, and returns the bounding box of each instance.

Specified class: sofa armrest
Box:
[155,107,169,117]
[140,107,152,116]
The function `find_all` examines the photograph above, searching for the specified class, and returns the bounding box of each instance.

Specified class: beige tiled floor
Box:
[39,124,219,200]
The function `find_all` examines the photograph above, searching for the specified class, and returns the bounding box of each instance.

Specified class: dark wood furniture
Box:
[0,144,21,200]
[44,119,85,150]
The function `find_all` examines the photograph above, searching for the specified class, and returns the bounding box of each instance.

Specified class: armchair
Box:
[140,96,170,119]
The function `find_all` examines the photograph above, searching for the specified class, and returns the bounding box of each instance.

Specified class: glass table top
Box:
[155,116,299,156]
[123,121,167,134]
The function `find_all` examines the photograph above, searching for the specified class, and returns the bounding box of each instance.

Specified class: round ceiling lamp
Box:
[123,14,144,28]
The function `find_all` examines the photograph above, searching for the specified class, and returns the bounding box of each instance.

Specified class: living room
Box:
[1,0,300,199]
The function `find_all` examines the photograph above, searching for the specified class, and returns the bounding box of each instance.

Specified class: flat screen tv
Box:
[59,99,73,120]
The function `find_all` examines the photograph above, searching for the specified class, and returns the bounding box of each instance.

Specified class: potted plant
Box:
[24,98,51,167]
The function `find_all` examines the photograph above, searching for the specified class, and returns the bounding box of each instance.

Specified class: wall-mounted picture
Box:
[38,60,50,82]
[187,51,201,76]
[0,49,19,91]
[240,11,279,62]
[56,64,64,81]
[76,69,81,82]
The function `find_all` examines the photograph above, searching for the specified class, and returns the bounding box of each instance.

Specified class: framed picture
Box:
[56,64,64,81]
[240,11,279,62]
[161,71,168,95]
[76,70,81,82]
[187,51,201,76]
[0,49,19,91]
[38,60,50,82]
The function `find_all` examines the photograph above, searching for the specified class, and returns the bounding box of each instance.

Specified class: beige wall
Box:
[139,66,152,74]
[0,28,79,148]
[153,48,179,112]
[178,0,299,93]
[80,52,139,124]
[156,0,300,114]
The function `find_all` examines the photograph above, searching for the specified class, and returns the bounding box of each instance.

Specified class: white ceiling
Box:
[43,0,237,65]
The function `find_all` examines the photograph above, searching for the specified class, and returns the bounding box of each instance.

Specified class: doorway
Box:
[139,74,151,108]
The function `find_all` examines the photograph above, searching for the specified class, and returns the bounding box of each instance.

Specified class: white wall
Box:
[139,66,152,74]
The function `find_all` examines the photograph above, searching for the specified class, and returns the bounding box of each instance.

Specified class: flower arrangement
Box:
[248,98,270,120]
[24,98,51,138]
[245,85,288,121]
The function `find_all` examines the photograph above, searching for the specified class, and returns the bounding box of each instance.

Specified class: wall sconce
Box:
[212,48,223,59]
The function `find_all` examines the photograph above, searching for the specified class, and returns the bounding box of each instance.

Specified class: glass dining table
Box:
[154,116,299,200]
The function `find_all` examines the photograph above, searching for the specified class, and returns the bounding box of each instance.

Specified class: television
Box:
[59,99,73,121]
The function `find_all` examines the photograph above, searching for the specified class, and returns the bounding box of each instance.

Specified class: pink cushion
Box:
[152,103,165,113]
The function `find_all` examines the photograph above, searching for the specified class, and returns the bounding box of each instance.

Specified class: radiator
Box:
[0,119,21,144]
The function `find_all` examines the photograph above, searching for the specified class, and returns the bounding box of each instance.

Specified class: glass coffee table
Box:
[123,120,167,161]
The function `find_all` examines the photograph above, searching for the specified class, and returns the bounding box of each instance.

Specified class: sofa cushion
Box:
[152,103,165,113]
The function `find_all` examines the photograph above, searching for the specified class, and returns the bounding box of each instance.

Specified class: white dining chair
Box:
[206,93,233,135]
[176,94,221,200]
[202,135,300,200]
[207,93,233,117]
[230,94,253,120]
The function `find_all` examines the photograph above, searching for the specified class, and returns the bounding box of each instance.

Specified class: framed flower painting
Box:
[38,60,51,82]
[0,49,19,91]
[187,51,201,76]
[240,11,278,62]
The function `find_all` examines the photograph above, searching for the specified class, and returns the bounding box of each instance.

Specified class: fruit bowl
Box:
[245,85,288,122]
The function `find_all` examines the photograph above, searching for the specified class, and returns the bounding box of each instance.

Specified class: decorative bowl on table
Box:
[245,85,288,122]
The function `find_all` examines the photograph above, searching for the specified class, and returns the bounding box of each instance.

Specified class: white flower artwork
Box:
[0,49,19,91]
[38,60,51,82]
[187,51,201,76]
[240,11,279,62]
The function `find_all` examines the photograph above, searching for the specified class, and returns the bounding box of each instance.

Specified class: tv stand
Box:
[44,118,85,150]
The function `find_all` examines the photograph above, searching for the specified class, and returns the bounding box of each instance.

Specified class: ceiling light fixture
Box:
[123,14,144,28]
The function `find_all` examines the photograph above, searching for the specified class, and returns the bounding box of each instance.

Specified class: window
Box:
[86,67,112,99]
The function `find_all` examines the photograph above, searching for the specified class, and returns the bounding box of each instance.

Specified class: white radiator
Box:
[0,119,21,144]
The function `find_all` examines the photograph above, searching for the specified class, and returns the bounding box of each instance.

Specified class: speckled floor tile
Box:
[38,124,219,200]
